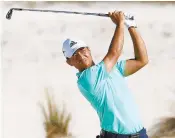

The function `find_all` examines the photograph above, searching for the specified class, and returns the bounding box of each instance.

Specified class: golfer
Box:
[62,11,149,138]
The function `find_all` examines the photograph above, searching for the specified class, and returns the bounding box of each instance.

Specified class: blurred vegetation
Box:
[149,117,175,138]
[39,88,72,138]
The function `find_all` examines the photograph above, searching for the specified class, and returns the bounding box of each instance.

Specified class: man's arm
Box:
[124,27,149,76]
[103,11,124,73]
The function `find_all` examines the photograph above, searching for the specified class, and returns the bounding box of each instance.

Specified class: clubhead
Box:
[6,9,13,20]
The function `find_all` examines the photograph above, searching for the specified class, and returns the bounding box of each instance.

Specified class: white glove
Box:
[124,12,137,29]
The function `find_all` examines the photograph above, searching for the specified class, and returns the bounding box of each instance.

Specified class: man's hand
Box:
[124,13,137,29]
[109,11,125,26]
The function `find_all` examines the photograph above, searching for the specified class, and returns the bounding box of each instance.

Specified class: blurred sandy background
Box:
[1,1,175,138]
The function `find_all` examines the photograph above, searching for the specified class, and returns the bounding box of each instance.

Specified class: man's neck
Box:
[78,61,95,72]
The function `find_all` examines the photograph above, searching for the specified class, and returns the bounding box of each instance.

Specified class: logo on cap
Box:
[70,41,77,48]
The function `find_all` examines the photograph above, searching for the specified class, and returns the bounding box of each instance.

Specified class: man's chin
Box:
[80,63,90,69]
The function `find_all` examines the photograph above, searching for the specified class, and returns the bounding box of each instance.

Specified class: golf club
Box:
[6,8,134,20]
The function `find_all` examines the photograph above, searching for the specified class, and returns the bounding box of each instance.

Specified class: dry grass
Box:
[149,101,175,138]
[149,117,175,138]
[39,88,72,138]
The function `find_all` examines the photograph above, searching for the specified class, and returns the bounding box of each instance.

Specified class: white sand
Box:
[1,2,175,138]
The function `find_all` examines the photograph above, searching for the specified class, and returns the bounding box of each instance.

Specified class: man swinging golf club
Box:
[62,10,149,138]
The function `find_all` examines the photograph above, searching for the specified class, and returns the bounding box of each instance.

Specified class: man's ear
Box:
[66,58,73,66]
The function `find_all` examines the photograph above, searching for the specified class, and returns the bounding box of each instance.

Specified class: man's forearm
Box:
[103,11,125,73]
[129,27,148,64]
[108,24,124,55]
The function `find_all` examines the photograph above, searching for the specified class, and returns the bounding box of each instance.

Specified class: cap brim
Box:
[69,45,88,58]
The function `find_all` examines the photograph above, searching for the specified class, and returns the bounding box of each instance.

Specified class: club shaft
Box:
[11,8,109,17]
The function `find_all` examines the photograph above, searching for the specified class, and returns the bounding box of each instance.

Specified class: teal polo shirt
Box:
[76,60,143,134]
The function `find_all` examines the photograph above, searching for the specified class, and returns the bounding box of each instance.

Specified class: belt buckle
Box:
[100,130,105,137]
[129,133,140,138]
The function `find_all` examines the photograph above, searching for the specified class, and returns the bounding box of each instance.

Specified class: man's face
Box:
[67,47,93,71]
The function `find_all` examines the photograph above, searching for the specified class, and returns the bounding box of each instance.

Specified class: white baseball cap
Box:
[62,38,88,58]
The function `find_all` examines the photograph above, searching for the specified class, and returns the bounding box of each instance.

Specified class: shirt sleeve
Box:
[116,60,126,76]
